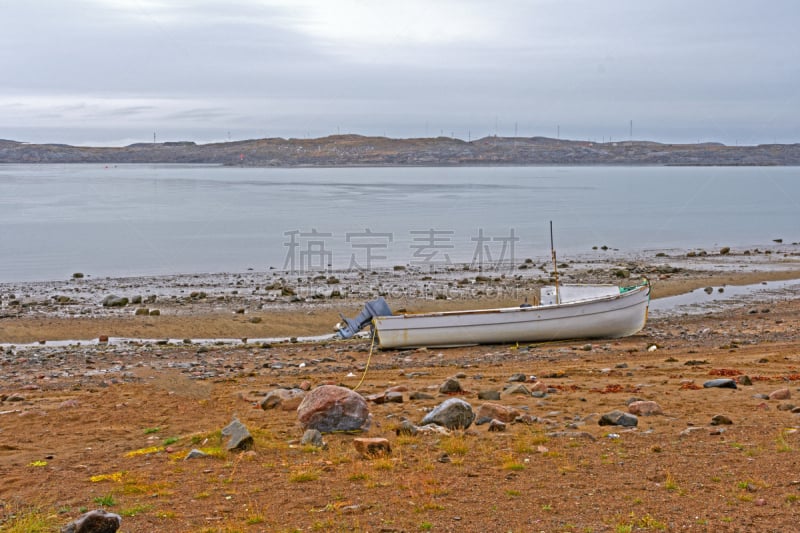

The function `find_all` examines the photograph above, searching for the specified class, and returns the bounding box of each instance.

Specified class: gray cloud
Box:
[1,0,798,145]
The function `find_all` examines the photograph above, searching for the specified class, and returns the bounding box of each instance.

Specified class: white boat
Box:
[335,279,651,349]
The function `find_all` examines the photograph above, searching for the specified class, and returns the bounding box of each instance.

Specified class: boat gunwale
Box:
[378,282,650,321]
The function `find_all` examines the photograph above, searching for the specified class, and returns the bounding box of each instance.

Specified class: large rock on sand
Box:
[297,385,370,433]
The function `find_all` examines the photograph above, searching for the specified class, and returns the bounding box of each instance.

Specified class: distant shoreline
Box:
[2,134,799,166]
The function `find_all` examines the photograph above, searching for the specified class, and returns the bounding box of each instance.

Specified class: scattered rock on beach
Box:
[503,383,531,396]
[477,390,501,401]
[61,509,121,533]
[488,419,507,432]
[711,414,733,426]
[769,388,791,400]
[439,377,463,394]
[599,410,638,427]
[421,397,475,430]
[395,420,419,436]
[185,449,209,460]
[353,437,391,457]
[300,429,326,448]
[476,402,520,423]
[297,385,370,433]
[101,295,128,307]
[628,400,663,416]
[261,388,306,410]
[703,378,737,389]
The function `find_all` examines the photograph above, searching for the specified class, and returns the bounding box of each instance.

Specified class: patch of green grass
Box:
[163,436,179,446]
[93,494,117,507]
[776,430,793,452]
[246,514,265,524]
[664,471,679,492]
[419,522,433,531]
[372,458,395,470]
[119,504,153,517]
[144,427,160,434]
[506,489,521,497]
[0,506,60,533]
[288,468,320,482]
[502,460,525,471]
[439,434,469,456]
[636,514,667,530]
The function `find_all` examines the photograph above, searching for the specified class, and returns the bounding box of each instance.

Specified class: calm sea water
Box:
[0,164,798,282]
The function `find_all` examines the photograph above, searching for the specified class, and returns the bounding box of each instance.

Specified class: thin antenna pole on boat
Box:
[550,221,561,304]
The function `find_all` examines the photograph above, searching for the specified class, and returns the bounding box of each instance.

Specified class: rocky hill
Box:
[1,135,799,166]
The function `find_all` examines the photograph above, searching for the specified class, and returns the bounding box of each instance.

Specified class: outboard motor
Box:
[335,297,393,339]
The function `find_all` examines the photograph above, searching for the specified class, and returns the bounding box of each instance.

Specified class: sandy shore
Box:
[2,246,800,531]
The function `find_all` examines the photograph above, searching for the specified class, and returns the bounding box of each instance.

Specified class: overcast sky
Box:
[2,0,798,146]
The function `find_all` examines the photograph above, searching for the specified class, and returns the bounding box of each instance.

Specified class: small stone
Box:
[503,383,531,396]
[710,414,733,426]
[599,410,638,427]
[476,402,520,423]
[300,429,325,448]
[529,381,548,393]
[477,390,501,401]
[185,449,209,460]
[395,420,418,437]
[421,398,475,430]
[353,437,391,457]
[409,391,435,400]
[769,388,791,400]
[261,388,306,410]
[508,373,527,382]
[439,378,463,394]
[628,400,663,416]
[221,418,254,451]
[384,391,404,403]
[703,378,737,389]
[738,375,753,386]
[488,419,506,432]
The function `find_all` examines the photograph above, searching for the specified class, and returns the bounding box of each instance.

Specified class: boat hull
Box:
[373,283,650,348]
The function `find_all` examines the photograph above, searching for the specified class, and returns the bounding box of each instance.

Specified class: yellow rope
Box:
[352,330,376,392]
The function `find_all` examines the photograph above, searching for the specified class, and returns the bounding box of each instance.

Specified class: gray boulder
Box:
[297,385,370,433]
[421,398,475,430]
[599,410,638,427]
[61,509,121,533]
